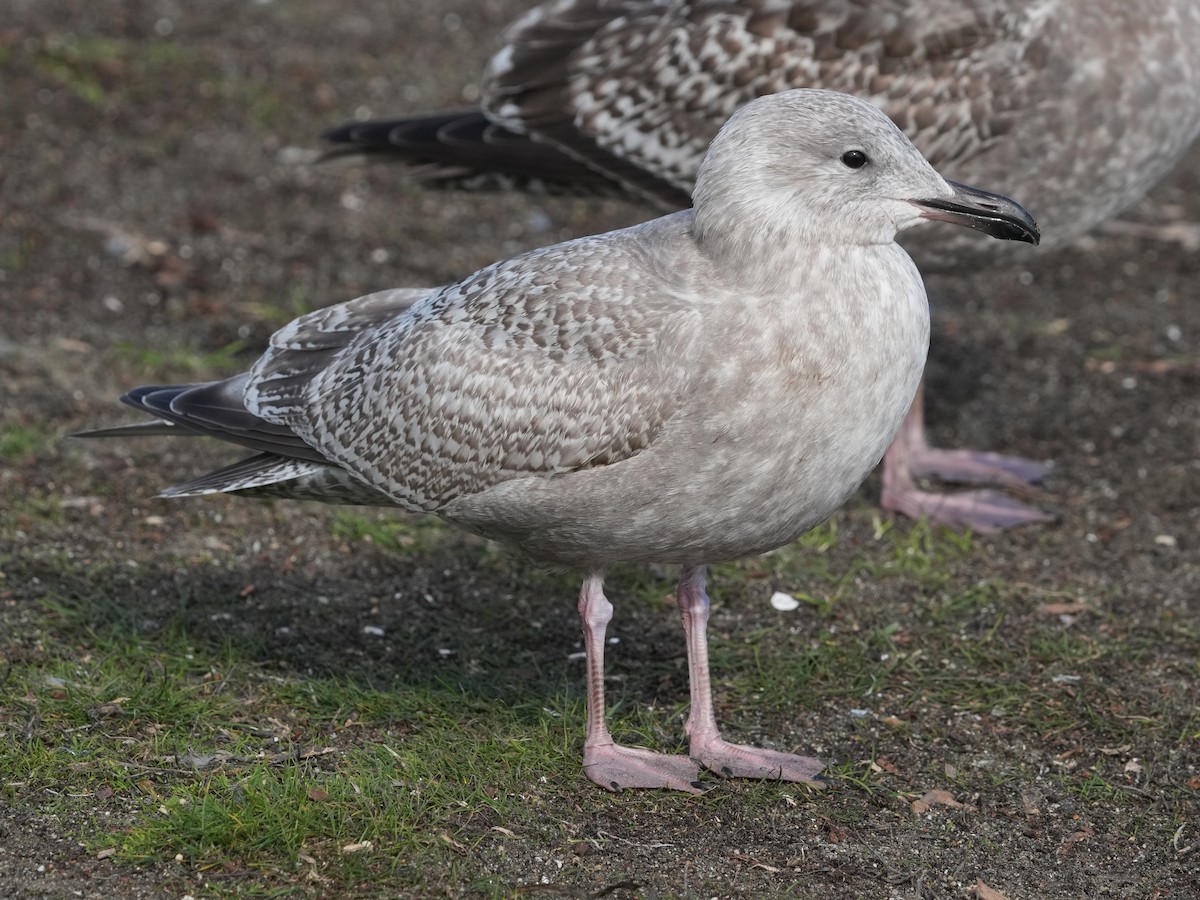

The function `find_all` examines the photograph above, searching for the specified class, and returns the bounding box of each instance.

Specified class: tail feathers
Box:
[162,452,390,506]
[160,453,324,497]
[73,419,183,439]
[319,110,621,196]
[79,382,393,505]
[77,376,372,503]
[119,379,326,463]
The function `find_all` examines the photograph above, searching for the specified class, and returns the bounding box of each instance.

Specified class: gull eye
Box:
[840,150,868,169]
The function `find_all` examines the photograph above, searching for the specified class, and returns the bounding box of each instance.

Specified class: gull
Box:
[323,0,1200,531]
[83,90,1038,792]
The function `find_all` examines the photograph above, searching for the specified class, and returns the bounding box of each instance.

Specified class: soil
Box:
[1,1,1198,898]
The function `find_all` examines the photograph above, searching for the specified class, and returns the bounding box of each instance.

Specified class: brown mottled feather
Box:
[325,0,1200,270]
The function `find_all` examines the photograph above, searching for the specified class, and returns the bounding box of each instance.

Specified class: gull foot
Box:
[583,742,706,793]
[693,737,827,785]
[909,447,1053,489]
[882,485,1055,533]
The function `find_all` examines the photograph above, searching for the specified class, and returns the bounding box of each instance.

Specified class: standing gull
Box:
[85,91,1038,791]
[323,0,1200,531]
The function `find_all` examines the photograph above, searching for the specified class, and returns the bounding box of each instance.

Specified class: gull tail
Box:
[73,380,386,505]
[77,289,433,505]
[319,110,619,196]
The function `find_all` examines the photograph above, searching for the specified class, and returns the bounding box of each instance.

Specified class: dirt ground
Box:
[2,1,1198,898]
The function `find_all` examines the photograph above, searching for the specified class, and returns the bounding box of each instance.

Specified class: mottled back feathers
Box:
[325,0,1200,269]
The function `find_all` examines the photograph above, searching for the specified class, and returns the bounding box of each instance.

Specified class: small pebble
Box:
[770,591,800,612]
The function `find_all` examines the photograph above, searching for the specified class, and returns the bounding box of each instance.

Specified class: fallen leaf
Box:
[729,851,780,872]
[875,756,900,775]
[1020,788,1042,817]
[136,779,160,800]
[89,701,126,719]
[440,832,467,853]
[972,879,1009,900]
[1057,825,1094,857]
[306,788,329,802]
[96,848,117,860]
[55,337,93,354]
[911,789,976,814]
[341,841,373,854]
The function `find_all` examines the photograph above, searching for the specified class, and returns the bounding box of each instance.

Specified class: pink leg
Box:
[880,382,1055,533]
[577,575,704,793]
[677,566,826,785]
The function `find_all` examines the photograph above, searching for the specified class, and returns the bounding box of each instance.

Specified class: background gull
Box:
[81,90,1037,792]
[322,0,1200,532]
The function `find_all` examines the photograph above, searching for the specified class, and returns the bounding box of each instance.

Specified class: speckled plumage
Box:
[105,91,1040,564]
[323,0,1200,533]
[88,91,1040,791]
[325,0,1200,269]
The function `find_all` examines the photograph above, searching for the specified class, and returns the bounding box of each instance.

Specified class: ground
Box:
[1,1,1198,898]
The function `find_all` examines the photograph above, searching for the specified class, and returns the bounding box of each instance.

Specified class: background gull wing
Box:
[483,0,1031,208]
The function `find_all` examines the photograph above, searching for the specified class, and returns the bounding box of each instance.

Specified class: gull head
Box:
[692,89,1039,250]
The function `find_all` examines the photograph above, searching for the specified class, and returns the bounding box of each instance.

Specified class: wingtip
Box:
[69,420,181,439]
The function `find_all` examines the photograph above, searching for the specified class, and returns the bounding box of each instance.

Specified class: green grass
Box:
[724,517,977,614]
[1,492,66,530]
[3,509,1197,895]
[26,34,291,129]
[242,289,323,331]
[112,688,584,883]
[329,510,459,557]
[110,339,249,380]
[34,35,118,107]
[0,582,701,895]
[0,425,43,460]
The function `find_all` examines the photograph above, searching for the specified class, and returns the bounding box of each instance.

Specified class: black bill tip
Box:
[912,180,1040,245]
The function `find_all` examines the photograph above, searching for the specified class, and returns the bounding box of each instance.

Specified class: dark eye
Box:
[841,150,868,169]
